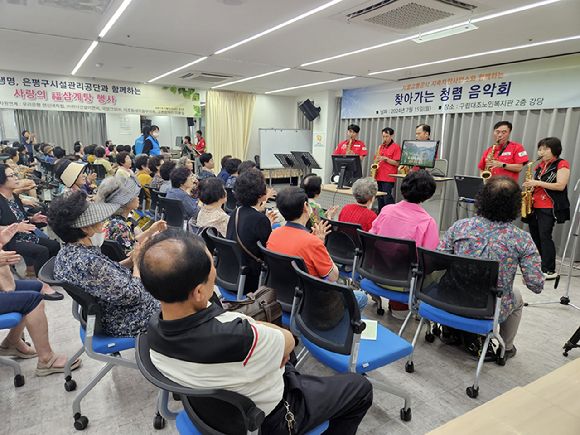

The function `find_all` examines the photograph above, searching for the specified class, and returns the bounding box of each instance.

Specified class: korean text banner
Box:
[341,55,580,119]
[0,70,203,117]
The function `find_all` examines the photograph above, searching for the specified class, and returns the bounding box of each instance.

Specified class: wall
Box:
[105,113,140,146]
[247,94,297,161]
[148,115,189,150]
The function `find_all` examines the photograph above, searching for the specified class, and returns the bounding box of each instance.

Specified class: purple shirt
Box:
[370,201,439,250]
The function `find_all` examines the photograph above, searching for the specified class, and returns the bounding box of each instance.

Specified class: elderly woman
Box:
[48,190,160,338]
[224,158,242,188]
[226,168,278,294]
[439,176,544,363]
[338,177,378,232]
[195,178,229,235]
[55,159,96,197]
[176,156,194,172]
[166,167,201,222]
[0,164,60,278]
[96,175,166,256]
[114,151,133,178]
[157,160,176,194]
[300,173,338,227]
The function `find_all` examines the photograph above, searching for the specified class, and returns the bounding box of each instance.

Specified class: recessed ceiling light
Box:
[212,68,291,89]
[223,0,242,5]
[147,57,209,83]
[265,76,356,94]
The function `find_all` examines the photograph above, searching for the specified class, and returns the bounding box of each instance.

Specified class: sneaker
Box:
[544,272,557,280]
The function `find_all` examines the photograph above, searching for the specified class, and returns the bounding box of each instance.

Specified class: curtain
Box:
[206,91,256,168]
[14,110,106,153]
[296,101,313,130]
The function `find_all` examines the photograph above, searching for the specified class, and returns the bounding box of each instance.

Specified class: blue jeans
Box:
[354,290,368,312]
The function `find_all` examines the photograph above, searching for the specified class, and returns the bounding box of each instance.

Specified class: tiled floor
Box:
[1,257,580,434]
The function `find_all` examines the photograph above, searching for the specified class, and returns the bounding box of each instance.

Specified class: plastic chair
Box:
[135,334,328,435]
[38,258,170,431]
[91,164,107,181]
[44,161,55,182]
[291,262,413,421]
[148,187,162,220]
[100,240,127,262]
[0,313,25,387]
[406,247,505,399]
[206,228,248,301]
[254,155,260,170]
[354,230,423,336]
[257,241,308,326]
[321,218,362,282]
[224,187,237,214]
[158,197,188,231]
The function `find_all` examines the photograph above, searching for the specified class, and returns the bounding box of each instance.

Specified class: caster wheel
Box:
[153,414,165,430]
[110,352,121,357]
[74,415,89,430]
[377,308,385,315]
[400,407,412,421]
[466,386,479,398]
[64,379,77,392]
[425,333,435,343]
[14,374,25,387]
[405,361,414,373]
[564,352,569,357]
[432,325,441,337]
[172,392,181,401]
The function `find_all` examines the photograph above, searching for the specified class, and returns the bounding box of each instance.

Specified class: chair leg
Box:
[0,356,24,387]
[406,318,426,372]
[370,294,384,315]
[294,348,311,370]
[64,345,85,392]
[156,389,179,421]
[398,311,413,337]
[71,362,116,428]
[365,375,412,421]
[466,334,492,399]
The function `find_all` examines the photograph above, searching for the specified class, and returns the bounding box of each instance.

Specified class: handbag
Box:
[222,286,283,326]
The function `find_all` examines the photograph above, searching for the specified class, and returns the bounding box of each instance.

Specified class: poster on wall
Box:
[0,70,204,117]
[342,54,580,119]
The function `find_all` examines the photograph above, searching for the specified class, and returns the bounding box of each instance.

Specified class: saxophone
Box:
[521,158,540,218]
[481,140,499,182]
[370,147,380,179]
[346,138,355,155]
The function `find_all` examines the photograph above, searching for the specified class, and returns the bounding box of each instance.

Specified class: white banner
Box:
[342,55,580,118]
[0,70,203,117]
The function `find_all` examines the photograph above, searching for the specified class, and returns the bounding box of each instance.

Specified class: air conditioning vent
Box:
[179,72,235,83]
[39,0,113,14]
[365,2,453,29]
[435,0,476,11]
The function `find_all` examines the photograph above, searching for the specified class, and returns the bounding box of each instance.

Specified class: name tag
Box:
[518,151,527,157]
[502,152,512,156]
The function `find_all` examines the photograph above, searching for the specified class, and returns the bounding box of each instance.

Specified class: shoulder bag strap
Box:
[235,208,264,264]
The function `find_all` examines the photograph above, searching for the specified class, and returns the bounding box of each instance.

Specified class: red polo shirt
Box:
[334,140,367,157]
[196,138,206,152]
[375,141,401,182]
[477,141,528,182]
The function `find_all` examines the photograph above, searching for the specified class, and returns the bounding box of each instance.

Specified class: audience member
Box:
[140,229,372,435]
[167,167,200,222]
[93,146,115,176]
[115,151,133,178]
[339,177,378,232]
[43,146,55,163]
[49,191,160,338]
[198,153,215,180]
[73,141,83,158]
[157,160,176,194]
[300,173,338,227]
[217,155,232,182]
[237,159,256,175]
[195,178,229,236]
[135,154,151,207]
[224,158,241,188]
[55,159,96,197]
[85,144,97,164]
[176,156,193,171]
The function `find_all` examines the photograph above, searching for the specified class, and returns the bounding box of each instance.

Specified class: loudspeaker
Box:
[299,99,320,122]
[187,117,196,127]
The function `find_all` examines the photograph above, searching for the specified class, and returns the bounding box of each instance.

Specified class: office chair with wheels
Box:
[292,262,413,421]
[0,312,25,387]
[406,247,505,399]
[158,197,189,231]
[224,187,237,214]
[321,218,362,283]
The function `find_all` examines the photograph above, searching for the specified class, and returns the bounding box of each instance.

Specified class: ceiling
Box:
[0,0,579,97]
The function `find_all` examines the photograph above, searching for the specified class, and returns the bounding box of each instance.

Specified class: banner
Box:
[0,70,203,117]
[342,54,580,119]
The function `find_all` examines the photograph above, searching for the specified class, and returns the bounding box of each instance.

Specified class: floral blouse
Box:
[308,201,326,227]
[103,215,136,256]
[149,174,164,190]
[7,197,38,244]
[438,216,544,323]
[54,244,160,338]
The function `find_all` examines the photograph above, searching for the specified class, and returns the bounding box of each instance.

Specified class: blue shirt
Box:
[166,188,201,221]
[135,136,144,155]
[22,136,33,154]
[217,168,229,183]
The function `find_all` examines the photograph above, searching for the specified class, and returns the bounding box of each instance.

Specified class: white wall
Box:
[247,94,297,161]
[148,116,189,149]
[105,113,141,147]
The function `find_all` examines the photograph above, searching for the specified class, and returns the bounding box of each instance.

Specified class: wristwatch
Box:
[502,163,506,169]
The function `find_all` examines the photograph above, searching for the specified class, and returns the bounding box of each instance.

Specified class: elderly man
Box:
[140,229,373,435]
[478,121,528,182]
[415,124,430,140]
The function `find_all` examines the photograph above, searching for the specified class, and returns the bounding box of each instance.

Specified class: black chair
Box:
[199,226,218,266]
[158,197,188,231]
[148,187,162,220]
[257,241,308,326]
[206,228,248,301]
[92,164,107,181]
[407,247,504,398]
[44,161,55,182]
[321,218,362,282]
[224,187,237,214]
[254,155,260,169]
[100,240,127,262]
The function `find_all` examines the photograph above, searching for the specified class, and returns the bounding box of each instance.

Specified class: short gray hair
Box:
[176,156,190,168]
[352,177,377,204]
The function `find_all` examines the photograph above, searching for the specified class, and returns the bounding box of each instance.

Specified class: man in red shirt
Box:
[374,127,401,209]
[195,130,206,154]
[333,124,367,162]
[478,121,528,182]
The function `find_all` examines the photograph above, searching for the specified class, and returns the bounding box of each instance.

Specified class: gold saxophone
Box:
[481,140,499,182]
[521,158,540,218]
[346,138,355,155]
[370,147,380,179]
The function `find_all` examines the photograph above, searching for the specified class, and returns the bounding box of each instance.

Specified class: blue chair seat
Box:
[418,303,493,336]
[218,286,246,301]
[175,410,329,435]
[360,278,409,304]
[0,313,23,329]
[301,321,413,374]
[79,326,136,354]
[281,311,291,326]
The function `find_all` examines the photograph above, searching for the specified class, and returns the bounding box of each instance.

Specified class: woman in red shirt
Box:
[338,177,377,232]
[522,137,570,279]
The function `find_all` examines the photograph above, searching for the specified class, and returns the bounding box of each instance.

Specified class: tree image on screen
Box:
[402,142,437,166]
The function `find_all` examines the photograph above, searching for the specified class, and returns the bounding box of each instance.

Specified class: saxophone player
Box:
[375,128,401,209]
[478,121,528,182]
[333,124,367,162]
[522,137,570,280]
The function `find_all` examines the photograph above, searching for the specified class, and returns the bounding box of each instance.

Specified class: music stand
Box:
[525,178,580,311]
[274,154,303,186]
[291,152,321,172]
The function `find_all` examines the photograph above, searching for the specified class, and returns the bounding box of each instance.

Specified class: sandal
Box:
[0,339,38,359]
[36,353,82,377]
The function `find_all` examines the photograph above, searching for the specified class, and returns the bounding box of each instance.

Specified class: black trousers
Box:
[528,208,556,273]
[262,364,373,435]
[377,181,395,211]
[15,237,60,275]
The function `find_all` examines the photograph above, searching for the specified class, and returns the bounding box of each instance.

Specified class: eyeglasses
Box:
[6,174,18,179]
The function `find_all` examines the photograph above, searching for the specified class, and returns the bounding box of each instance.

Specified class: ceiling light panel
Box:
[266,76,356,94]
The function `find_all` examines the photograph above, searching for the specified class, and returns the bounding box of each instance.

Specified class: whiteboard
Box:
[259,129,311,169]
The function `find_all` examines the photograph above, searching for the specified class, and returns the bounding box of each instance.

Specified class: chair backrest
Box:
[321,218,362,266]
[292,262,362,355]
[100,240,128,262]
[158,197,187,228]
[92,164,107,181]
[254,155,260,169]
[199,226,217,254]
[44,161,55,181]
[138,187,148,211]
[416,247,500,318]
[206,228,247,292]
[149,188,161,213]
[135,333,264,435]
[224,187,237,214]
[257,241,308,312]
[38,257,103,334]
[355,229,417,289]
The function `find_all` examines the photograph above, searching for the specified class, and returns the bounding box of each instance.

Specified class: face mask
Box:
[88,227,105,248]
[152,132,159,138]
